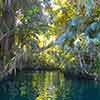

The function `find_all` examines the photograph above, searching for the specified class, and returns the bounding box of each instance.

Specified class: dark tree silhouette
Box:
[0,0,15,60]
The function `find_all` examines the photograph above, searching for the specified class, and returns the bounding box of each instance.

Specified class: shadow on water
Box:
[0,71,100,100]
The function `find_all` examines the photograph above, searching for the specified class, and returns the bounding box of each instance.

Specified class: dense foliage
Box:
[0,0,100,75]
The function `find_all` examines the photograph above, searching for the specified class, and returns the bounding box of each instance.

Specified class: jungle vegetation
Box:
[0,0,100,78]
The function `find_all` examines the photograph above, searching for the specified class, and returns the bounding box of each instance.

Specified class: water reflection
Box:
[33,71,64,100]
[0,71,100,100]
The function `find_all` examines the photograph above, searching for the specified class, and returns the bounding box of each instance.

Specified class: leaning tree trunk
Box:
[0,0,15,64]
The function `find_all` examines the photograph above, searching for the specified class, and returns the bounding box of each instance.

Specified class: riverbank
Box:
[0,64,100,83]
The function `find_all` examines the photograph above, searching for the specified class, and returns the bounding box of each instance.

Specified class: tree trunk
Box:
[0,0,15,62]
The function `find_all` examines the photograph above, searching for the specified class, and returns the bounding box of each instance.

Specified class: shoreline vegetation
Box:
[0,68,100,83]
[0,62,100,82]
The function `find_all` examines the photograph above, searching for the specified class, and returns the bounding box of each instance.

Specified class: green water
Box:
[0,71,100,100]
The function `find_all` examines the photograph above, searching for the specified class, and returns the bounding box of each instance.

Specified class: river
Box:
[0,71,100,100]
